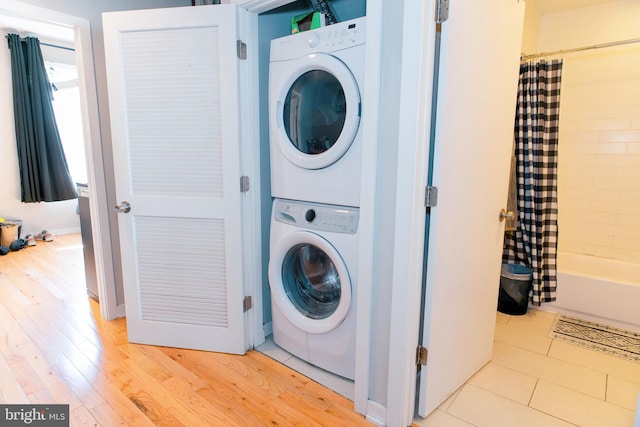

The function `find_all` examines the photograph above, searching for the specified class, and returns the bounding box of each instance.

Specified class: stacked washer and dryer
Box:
[268,17,365,380]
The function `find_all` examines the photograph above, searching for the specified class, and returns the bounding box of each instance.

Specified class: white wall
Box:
[521,0,539,56]
[536,0,640,263]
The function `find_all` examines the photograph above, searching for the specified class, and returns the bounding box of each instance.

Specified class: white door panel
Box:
[418,0,525,416]
[103,5,247,354]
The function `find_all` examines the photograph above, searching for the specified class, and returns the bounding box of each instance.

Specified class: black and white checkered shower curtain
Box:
[503,60,563,305]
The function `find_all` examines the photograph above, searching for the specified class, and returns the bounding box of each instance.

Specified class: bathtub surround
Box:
[503,59,562,305]
[544,252,640,331]
[535,0,640,264]
[557,44,640,263]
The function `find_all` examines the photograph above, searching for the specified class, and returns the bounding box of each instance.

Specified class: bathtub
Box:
[542,252,640,332]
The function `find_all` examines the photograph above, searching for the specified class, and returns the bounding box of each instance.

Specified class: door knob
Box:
[114,201,131,214]
[499,209,514,222]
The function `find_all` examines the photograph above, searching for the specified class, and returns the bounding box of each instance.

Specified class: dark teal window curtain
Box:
[6,34,77,203]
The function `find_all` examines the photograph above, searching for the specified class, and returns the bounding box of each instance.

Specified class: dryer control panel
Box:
[274,199,359,234]
[270,16,365,61]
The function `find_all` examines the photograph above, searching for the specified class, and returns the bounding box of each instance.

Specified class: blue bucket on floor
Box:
[498,264,532,315]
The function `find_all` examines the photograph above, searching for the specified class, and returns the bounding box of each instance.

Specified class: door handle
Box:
[114,201,131,214]
[499,209,514,222]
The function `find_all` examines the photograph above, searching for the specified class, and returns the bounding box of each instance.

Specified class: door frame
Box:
[0,0,118,320]
[383,0,437,423]
[237,7,265,349]
[355,0,437,425]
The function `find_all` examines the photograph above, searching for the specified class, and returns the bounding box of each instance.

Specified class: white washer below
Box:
[268,198,358,380]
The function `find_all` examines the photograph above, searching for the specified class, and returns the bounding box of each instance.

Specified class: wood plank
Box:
[0,234,373,426]
[0,305,48,398]
[109,358,227,427]
[16,336,84,409]
[278,389,365,427]
[89,400,137,427]
[162,347,323,425]
[69,405,100,427]
[17,314,105,410]
[27,389,56,404]
[136,345,209,391]
[197,384,312,427]
[0,354,30,403]
[164,375,270,426]
[86,374,157,427]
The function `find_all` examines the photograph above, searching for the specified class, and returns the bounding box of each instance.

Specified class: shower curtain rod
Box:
[520,37,640,61]
[40,41,75,52]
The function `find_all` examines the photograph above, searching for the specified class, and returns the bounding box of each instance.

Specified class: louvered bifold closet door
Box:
[103,5,247,354]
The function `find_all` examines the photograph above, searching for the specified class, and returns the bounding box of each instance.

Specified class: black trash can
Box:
[498,264,533,315]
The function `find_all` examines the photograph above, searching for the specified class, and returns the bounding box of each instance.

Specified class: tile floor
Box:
[416,309,640,427]
[258,309,640,426]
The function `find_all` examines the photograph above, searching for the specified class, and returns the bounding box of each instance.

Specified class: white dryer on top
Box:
[269,17,365,207]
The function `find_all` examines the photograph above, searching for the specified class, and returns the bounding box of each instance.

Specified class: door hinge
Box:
[436,0,450,23]
[237,40,247,60]
[243,296,253,312]
[425,185,438,208]
[240,176,250,192]
[416,346,428,366]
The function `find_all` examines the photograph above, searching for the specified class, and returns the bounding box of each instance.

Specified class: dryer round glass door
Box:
[272,53,361,170]
[269,231,352,334]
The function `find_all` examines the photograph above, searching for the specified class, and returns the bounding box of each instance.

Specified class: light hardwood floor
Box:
[0,233,372,426]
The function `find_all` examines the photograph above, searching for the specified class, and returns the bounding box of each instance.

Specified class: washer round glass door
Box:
[269,231,352,334]
[272,53,361,170]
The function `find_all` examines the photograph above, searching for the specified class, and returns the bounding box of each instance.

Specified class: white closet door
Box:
[418,0,525,416]
[103,5,247,354]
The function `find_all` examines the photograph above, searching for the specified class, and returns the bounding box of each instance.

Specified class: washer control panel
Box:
[274,199,359,234]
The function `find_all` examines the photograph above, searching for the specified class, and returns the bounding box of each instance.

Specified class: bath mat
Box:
[550,316,640,363]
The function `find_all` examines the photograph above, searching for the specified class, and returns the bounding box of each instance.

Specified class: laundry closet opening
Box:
[255,1,366,400]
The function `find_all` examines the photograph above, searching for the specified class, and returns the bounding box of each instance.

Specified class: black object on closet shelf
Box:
[307,0,339,24]
[191,0,220,5]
